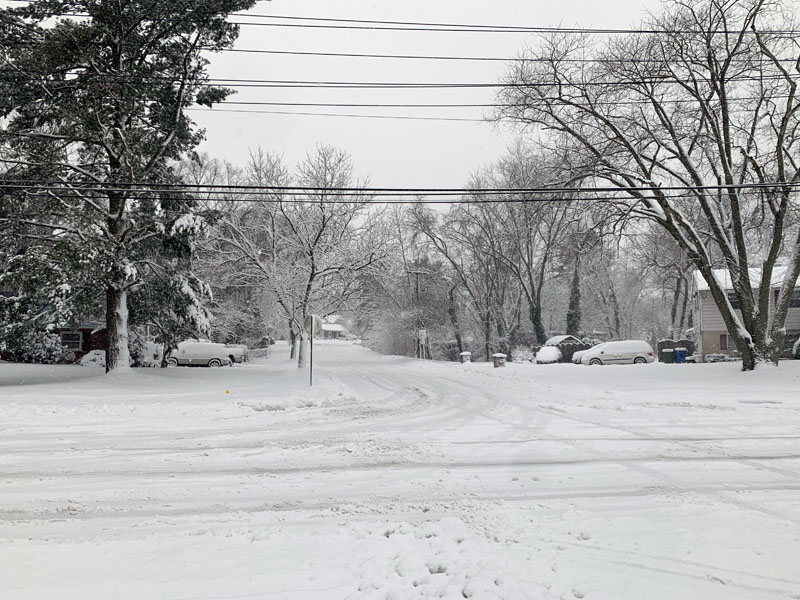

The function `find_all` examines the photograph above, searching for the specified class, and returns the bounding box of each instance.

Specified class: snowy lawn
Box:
[1,345,799,599]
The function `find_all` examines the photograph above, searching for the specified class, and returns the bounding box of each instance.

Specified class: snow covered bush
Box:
[8,331,75,364]
[510,345,535,363]
[793,336,800,359]
[78,349,105,368]
[129,330,162,367]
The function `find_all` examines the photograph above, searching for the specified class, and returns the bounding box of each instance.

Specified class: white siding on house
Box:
[785,310,800,330]
[782,291,800,330]
[699,291,744,331]
[700,289,800,333]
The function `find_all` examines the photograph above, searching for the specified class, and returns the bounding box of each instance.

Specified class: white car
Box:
[166,341,233,367]
[224,345,248,364]
[535,346,562,364]
[581,340,655,365]
[571,349,589,364]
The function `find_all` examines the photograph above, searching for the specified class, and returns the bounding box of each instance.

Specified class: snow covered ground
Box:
[1,344,799,600]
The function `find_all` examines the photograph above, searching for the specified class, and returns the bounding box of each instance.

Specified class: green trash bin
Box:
[662,348,675,363]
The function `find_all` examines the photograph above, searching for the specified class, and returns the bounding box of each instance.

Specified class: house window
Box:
[60,332,82,349]
[727,292,740,310]
[719,334,737,352]
[791,290,800,308]
[774,289,800,308]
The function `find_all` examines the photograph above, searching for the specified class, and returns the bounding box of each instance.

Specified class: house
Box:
[692,266,800,360]
[56,321,106,359]
[321,323,345,340]
[319,315,353,340]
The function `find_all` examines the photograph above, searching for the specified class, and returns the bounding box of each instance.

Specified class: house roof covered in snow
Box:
[693,265,796,292]
[321,323,345,332]
[544,334,581,346]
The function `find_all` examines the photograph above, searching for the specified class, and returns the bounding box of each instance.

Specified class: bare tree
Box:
[205,145,384,367]
[409,203,518,360]
[495,0,800,369]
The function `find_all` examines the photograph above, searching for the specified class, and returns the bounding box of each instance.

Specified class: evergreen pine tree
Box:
[0,0,255,371]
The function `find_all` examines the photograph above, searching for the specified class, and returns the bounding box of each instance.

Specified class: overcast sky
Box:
[0,0,666,187]
[195,0,664,188]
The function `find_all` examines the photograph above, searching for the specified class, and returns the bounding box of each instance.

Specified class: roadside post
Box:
[304,314,322,386]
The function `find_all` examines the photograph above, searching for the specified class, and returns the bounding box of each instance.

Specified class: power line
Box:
[4,39,798,65]
[6,190,794,206]
[216,47,800,66]
[6,74,796,89]
[5,3,800,35]
[4,180,795,208]
[185,108,485,122]
[228,12,800,36]
[183,93,796,121]
[218,48,518,61]
[196,97,795,109]
[3,180,796,195]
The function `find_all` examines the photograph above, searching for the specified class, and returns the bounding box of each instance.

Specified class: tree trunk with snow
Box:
[296,332,308,368]
[105,287,131,372]
[289,322,297,360]
[448,285,464,354]
[565,264,581,337]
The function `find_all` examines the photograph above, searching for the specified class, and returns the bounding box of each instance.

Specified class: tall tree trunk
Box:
[105,286,130,372]
[678,277,689,334]
[529,302,547,344]
[565,263,581,336]
[483,312,492,361]
[448,285,464,354]
[698,263,757,371]
[607,282,621,339]
[297,332,308,368]
[740,343,756,371]
[496,318,508,355]
[766,245,800,364]
[289,323,297,359]
[669,275,682,339]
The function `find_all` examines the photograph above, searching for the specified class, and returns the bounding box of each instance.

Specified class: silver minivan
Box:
[581,340,655,365]
[166,341,233,367]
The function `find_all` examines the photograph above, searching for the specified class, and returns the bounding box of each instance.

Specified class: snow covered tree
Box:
[410,201,524,359]
[495,0,800,369]
[0,0,255,371]
[205,145,385,367]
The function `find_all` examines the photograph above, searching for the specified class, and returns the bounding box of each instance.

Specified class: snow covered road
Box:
[1,344,799,599]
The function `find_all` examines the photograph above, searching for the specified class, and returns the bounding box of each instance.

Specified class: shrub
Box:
[129,331,161,367]
[9,331,75,364]
[510,345,535,363]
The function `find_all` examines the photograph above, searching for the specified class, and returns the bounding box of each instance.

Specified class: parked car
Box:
[166,341,233,367]
[571,349,590,364]
[225,345,249,364]
[535,346,562,364]
[581,340,655,365]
